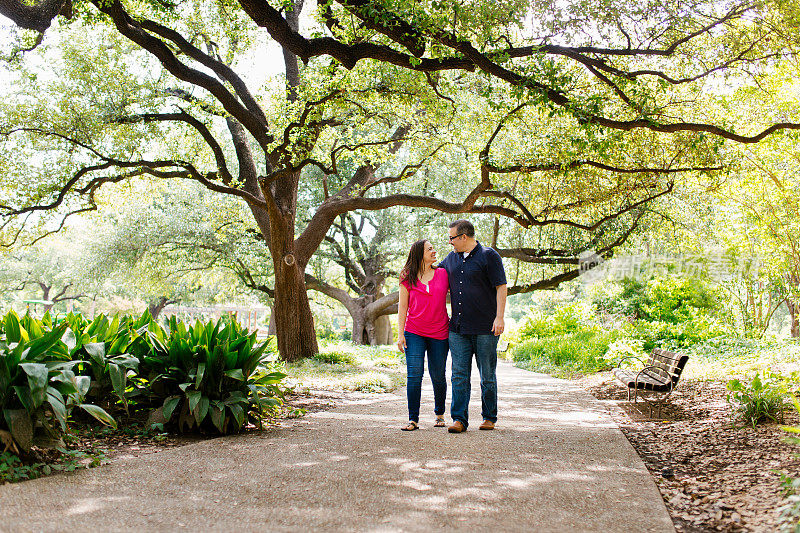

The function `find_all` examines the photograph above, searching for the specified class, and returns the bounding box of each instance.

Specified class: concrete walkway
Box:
[0,361,673,532]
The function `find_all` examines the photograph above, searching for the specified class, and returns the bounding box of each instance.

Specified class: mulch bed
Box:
[577,372,800,532]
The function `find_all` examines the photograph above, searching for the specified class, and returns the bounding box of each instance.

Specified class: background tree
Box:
[0,229,95,312]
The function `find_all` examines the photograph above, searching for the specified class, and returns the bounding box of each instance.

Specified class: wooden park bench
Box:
[613,348,689,418]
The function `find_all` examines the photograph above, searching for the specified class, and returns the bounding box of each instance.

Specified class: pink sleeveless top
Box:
[400,268,450,340]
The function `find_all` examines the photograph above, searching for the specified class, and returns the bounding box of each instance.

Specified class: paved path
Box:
[0,361,673,532]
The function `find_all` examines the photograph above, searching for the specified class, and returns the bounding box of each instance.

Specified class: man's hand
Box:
[397,336,407,353]
[492,317,505,336]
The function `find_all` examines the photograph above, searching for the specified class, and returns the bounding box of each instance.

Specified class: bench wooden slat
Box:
[613,348,689,393]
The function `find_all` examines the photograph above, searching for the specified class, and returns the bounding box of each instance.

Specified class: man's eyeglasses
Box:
[448,233,465,242]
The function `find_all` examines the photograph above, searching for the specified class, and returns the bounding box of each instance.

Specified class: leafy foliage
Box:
[1,308,287,453]
[139,316,285,434]
[592,276,721,324]
[0,310,117,453]
[512,329,620,376]
[726,370,792,428]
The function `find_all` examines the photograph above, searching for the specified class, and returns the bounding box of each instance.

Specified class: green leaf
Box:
[187,390,202,413]
[162,396,181,421]
[79,404,117,428]
[255,371,287,385]
[195,362,206,388]
[224,369,245,381]
[109,363,126,399]
[12,386,34,412]
[19,362,48,408]
[46,387,67,430]
[26,323,69,360]
[228,403,244,428]
[4,311,21,343]
[75,376,91,397]
[224,391,247,405]
[209,402,225,433]
[194,396,210,425]
[61,328,77,352]
[84,342,106,365]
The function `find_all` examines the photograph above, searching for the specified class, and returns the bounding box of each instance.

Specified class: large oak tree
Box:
[2,0,797,359]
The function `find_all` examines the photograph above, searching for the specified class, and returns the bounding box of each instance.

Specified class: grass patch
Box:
[682,338,800,381]
[511,329,620,377]
[283,342,406,392]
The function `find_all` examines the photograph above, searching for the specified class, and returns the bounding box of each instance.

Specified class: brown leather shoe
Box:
[447,420,467,433]
[479,420,495,430]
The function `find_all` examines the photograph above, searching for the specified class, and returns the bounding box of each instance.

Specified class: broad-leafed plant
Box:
[140,316,285,434]
[0,310,116,453]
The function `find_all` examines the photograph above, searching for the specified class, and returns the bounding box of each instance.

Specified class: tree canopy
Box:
[1,0,799,359]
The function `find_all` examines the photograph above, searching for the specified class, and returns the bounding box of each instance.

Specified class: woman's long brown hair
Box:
[400,239,432,288]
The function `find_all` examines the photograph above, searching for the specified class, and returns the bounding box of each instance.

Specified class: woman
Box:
[397,239,450,431]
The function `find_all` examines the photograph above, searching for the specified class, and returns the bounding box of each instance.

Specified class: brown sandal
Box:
[401,421,418,431]
[434,416,446,427]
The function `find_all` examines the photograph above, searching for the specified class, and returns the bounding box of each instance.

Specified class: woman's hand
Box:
[397,335,406,353]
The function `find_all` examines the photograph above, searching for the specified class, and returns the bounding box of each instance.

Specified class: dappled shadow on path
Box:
[0,362,672,532]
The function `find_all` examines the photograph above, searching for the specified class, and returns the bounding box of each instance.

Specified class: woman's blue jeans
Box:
[404,332,449,423]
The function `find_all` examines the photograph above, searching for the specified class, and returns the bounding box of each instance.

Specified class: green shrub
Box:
[512,329,620,374]
[139,316,286,434]
[313,349,356,365]
[603,337,648,368]
[60,312,150,414]
[726,370,791,428]
[517,303,590,340]
[631,315,727,349]
[0,310,116,453]
[592,275,722,324]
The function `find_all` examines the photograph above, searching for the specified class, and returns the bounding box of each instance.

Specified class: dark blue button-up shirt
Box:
[440,242,507,335]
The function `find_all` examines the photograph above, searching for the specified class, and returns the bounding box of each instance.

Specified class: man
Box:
[440,219,507,433]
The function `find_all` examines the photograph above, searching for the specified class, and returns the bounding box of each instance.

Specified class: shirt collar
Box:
[460,241,480,259]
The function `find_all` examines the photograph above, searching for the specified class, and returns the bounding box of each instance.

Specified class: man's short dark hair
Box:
[449,219,475,237]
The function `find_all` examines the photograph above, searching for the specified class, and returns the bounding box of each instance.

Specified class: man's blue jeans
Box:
[449,332,498,428]
[404,332,449,423]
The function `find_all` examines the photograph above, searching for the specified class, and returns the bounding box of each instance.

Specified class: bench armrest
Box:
[616,356,644,369]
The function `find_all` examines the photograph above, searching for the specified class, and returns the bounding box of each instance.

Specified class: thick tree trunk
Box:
[373,314,392,345]
[147,296,173,320]
[788,299,800,339]
[272,257,319,361]
[352,308,392,345]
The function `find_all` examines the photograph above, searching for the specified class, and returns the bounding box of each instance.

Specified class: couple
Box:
[397,219,507,433]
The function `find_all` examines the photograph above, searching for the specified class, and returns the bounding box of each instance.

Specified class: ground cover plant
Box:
[284,342,405,394]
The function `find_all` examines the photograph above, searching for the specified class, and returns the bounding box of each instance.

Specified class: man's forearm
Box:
[496,284,507,320]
